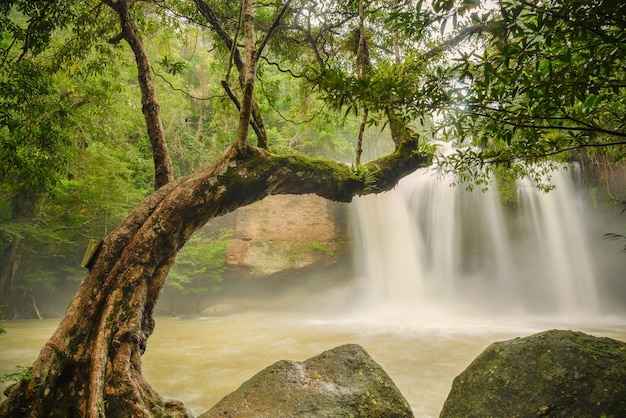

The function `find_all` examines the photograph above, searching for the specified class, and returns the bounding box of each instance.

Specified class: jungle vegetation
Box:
[0,0,624,416]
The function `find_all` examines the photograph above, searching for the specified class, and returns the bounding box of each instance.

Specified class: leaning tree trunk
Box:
[0,142,429,417]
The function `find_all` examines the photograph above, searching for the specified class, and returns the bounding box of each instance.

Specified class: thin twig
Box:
[152,67,226,101]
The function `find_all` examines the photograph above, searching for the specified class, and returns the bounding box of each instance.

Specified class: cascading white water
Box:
[352,159,601,319]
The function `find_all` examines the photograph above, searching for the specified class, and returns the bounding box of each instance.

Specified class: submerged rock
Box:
[199,343,413,418]
[440,329,626,418]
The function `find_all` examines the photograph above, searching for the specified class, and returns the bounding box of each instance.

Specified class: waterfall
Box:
[351,162,601,319]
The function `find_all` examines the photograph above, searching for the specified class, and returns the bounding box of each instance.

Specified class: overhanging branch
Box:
[471,111,626,138]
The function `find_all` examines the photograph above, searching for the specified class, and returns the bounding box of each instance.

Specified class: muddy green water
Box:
[2,311,625,417]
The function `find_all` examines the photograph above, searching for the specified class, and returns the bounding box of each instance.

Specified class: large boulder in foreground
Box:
[199,343,413,418]
[440,329,626,418]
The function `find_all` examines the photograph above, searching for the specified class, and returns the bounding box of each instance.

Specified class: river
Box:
[2,310,625,417]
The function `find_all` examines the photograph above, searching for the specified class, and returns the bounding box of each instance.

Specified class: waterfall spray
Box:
[352,160,600,319]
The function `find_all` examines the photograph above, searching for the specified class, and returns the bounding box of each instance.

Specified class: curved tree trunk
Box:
[0,3,430,415]
[0,141,429,417]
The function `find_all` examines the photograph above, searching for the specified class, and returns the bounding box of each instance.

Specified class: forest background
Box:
[1,0,625,319]
[0,0,374,320]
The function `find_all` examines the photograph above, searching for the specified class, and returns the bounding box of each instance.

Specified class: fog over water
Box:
[1,164,626,417]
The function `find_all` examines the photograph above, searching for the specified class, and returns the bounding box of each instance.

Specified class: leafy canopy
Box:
[442,0,626,184]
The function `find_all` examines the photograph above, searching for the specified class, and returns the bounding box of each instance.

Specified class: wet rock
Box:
[440,329,626,418]
[199,343,413,418]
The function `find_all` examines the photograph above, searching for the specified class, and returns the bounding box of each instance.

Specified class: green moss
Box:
[310,241,330,254]
[441,330,626,418]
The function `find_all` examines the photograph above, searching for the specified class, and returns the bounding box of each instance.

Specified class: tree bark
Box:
[0,141,429,417]
[194,0,269,148]
[105,0,174,190]
[235,0,257,153]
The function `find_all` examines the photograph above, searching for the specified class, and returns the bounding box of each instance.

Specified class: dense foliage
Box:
[442,0,626,186]
[0,0,369,317]
[0,0,624,319]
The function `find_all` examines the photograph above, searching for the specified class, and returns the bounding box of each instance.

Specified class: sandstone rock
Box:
[231,194,343,243]
[199,344,413,418]
[224,195,349,278]
[225,240,345,277]
[440,329,626,418]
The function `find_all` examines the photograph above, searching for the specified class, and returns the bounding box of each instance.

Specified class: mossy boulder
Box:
[440,329,626,418]
[199,343,413,418]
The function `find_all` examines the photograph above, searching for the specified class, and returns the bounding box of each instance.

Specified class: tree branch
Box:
[422,20,502,61]
[260,56,305,78]
[153,67,227,101]
[221,80,265,142]
[104,0,174,189]
[235,0,257,153]
[256,0,292,60]
[486,141,626,165]
[194,0,268,148]
[471,107,626,138]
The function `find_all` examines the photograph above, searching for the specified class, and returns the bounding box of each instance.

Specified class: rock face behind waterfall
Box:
[199,344,414,418]
[225,194,349,278]
[440,330,626,418]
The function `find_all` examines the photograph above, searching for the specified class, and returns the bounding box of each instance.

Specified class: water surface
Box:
[2,313,625,417]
